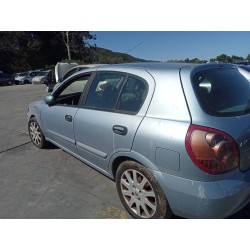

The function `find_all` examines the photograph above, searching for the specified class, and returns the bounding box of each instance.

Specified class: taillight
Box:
[185,125,239,174]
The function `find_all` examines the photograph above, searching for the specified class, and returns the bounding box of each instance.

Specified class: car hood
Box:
[33,76,45,81]
[15,76,26,80]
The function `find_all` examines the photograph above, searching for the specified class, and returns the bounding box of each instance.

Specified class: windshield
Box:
[18,73,27,77]
[37,71,48,76]
[192,68,250,116]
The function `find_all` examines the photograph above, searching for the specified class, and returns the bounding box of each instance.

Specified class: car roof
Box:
[93,62,237,72]
[62,64,107,81]
[97,62,190,70]
[65,64,107,73]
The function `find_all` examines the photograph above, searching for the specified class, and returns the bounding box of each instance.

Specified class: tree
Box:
[210,54,247,63]
[214,54,232,62]
[0,32,31,72]
[246,54,250,61]
[0,31,96,72]
[57,31,96,61]
[231,55,244,62]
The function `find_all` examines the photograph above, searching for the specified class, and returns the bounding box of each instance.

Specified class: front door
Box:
[41,73,92,153]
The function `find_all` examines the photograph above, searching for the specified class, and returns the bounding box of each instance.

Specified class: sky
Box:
[90,31,250,62]
[3,1,250,64]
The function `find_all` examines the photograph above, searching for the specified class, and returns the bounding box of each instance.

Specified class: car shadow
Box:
[46,143,59,150]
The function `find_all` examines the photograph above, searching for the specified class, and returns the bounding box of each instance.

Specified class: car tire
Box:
[116,160,173,219]
[7,80,13,86]
[28,117,48,149]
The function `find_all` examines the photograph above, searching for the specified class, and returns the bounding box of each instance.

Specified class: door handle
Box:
[65,115,72,122]
[112,125,128,136]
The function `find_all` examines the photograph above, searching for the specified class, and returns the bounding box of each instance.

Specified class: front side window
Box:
[192,68,250,116]
[55,74,90,106]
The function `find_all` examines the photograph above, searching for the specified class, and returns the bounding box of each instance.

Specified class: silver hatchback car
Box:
[27,63,250,219]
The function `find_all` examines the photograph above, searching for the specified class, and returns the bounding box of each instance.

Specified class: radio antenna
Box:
[125,41,144,54]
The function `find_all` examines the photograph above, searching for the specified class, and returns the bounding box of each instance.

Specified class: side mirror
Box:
[44,95,55,106]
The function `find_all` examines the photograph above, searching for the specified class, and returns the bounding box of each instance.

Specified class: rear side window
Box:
[192,68,250,116]
[84,72,148,113]
[117,76,148,113]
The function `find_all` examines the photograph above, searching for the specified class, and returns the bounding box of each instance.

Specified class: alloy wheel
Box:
[120,169,157,218]
[29,121,42,146]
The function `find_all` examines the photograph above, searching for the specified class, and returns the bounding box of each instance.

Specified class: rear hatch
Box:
[54,62,78,83]
[181,64,250,172]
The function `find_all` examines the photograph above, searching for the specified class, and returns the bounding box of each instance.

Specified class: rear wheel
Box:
[7,80,13,85]
[116,160,172,219]
[28,117,48,149]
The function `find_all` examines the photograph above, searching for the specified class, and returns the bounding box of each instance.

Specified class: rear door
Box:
[74,70,155,173]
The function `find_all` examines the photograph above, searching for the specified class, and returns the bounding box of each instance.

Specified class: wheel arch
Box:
[28,114,46,136]
[109,151,160,180]
[113,152,173,219]
[29,114,35,119]
[111,156,136,179]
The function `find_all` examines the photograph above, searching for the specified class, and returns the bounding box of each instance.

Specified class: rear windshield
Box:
[192,68,250,116]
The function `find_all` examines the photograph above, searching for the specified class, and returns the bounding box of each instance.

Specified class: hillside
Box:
[87,47,147,64]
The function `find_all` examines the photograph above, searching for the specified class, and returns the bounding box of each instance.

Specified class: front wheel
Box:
[28,117,48,149]
[116,161,172,219]
[7,80,13,85]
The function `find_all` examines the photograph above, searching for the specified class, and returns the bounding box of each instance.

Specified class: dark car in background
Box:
[0,72,15,86]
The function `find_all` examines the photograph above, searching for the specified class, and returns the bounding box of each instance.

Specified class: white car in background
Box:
[15,70,42,85]
[32,70,54,85]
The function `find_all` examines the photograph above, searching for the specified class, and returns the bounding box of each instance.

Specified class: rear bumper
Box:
[154,169,250,218]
